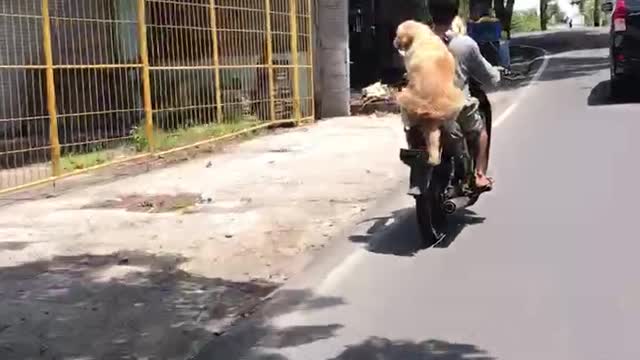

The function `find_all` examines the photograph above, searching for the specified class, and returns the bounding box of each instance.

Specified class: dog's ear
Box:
[394,34,413,51]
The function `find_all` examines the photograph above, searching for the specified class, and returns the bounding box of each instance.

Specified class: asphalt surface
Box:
[196,29,640,360]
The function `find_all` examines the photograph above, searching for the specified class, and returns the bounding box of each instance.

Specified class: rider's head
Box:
[427,0,459,27]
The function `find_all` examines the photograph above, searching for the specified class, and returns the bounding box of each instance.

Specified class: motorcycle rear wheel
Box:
[415,190,446,248]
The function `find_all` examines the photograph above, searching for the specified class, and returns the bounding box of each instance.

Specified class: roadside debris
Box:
[351,81,400,115]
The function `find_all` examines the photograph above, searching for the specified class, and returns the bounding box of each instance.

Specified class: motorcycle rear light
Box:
[614,0,628,32]
[617,53,625,62]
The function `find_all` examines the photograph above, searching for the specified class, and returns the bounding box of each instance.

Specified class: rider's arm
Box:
[466,39,501,87]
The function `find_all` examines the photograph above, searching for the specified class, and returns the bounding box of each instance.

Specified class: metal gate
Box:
[0,0,314,194]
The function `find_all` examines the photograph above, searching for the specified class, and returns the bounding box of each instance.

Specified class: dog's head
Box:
[394,20,432,52]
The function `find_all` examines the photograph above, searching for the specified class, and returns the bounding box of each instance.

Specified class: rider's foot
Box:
[475,172,493,191]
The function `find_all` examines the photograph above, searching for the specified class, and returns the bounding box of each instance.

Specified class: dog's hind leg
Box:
[422,123,442,166]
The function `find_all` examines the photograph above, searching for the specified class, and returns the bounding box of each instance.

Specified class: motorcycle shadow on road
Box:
[349,208,485,256]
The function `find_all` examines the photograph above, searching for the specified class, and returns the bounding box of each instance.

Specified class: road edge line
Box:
[493,47,551,129]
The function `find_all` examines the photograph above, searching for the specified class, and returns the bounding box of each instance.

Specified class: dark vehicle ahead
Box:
[603,0,640,97]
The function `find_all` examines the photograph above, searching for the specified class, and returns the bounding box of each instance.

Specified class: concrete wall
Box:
[315,0,350,118]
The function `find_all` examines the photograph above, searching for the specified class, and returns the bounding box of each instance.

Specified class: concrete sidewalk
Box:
[0,115,408,359]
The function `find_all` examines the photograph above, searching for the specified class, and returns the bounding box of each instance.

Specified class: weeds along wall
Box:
[0,0,314,193]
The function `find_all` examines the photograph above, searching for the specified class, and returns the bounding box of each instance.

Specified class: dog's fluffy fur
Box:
[394,20,465,165]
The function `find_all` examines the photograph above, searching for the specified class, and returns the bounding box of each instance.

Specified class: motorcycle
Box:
[399,80,493,247]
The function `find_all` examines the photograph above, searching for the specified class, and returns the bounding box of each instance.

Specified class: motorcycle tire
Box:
[415,186,447,248]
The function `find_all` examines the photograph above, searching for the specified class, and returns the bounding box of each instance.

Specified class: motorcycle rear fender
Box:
[399,149,433,196]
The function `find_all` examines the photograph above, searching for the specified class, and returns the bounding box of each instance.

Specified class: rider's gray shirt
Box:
[447,33,501,97]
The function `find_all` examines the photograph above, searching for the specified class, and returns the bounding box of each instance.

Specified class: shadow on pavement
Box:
[539,55,609,82]
[193,288,345,359]
[490,42,608,94]
[588,80,640,106]
[0,241,32,251]
[435,210,486,249]
[0,251,345,360]
[497,30,611,93]
[327,337,495,360]
[349,208,485,256]
[0,252,277,359]
[512,29,609,54]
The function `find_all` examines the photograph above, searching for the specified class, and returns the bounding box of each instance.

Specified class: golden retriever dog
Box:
[394,20,465,165]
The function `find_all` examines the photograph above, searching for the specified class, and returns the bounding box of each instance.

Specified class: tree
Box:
[459,0,471,19]
[570,0,584,12]
[411,0,430,23]
[540,0,549,30]
[547,1,566,24]
[581,0,603,26]
[494,0,516,38]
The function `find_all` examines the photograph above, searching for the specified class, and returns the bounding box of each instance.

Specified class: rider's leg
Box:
[457,98,492,189]
[475,128,491,188]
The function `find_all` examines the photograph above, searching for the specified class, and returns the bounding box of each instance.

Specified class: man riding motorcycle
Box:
[401,0,500,190]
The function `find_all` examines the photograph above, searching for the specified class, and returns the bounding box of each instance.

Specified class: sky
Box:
[514,0,578,16]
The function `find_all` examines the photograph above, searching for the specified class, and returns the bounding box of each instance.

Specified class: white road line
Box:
[493,49,550,128]
[316,249,367,295]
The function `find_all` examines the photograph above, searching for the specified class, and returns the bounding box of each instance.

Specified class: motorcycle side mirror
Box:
[601,2,613,12]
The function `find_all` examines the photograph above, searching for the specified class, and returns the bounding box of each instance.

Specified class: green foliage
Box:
[584,0,604,25]
[131,120,260,153]
[511,10,541,33]
[547,1,567,24]
[131,125,148,152]
[61,151,109,172]
[459,0,470,20]
[411,0,431,23]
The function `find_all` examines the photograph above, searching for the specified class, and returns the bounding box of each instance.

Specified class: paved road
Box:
[198,29,640,360]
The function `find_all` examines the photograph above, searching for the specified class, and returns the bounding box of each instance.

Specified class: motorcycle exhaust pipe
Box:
[442,196,473,215]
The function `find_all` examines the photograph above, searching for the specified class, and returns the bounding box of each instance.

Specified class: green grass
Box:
[60,120,262,173]
[148,120,260,152]
[511,10,541,33]
[61,150,113,172]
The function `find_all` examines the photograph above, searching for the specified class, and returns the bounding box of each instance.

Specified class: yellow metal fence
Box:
[0,0,314,194]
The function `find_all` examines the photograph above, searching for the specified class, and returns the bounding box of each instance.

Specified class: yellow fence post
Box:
[137,0,155,152]
[289,0,302,123]
[306,0,315,121]
[209,0,224,123]
[265,0,277,122]
[41,0,61,177]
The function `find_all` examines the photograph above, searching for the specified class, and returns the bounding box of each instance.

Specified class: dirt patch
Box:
[0,251,278,360]
[83,193,203,213]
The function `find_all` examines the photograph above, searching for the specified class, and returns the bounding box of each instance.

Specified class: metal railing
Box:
[0,0,314,194]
